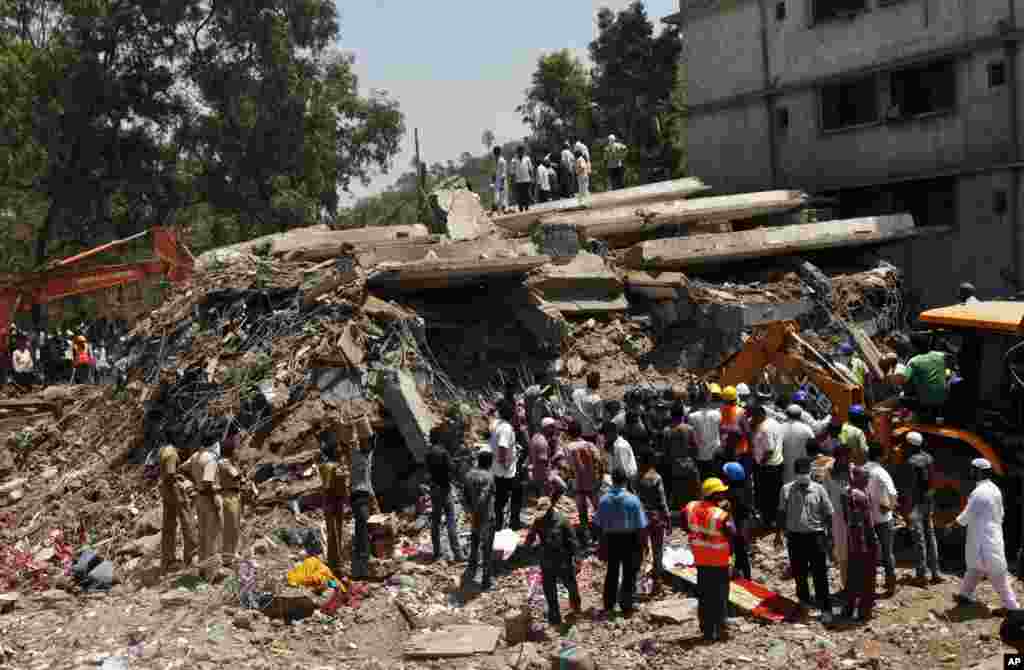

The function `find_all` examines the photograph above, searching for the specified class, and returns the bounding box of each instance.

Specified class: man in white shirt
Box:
[11,335,35,387]
[492,146,508,213]
[688,391,722,480]
[491,400,522,530]
[606,134,627,190]
[604,421,637,484]
[536,158,553,203]
[780,404,815,485]
[751,405,785,528]
[560,141,576,198]
[510,146,534,213]
[571,371,603,441]
[865,444,899,596]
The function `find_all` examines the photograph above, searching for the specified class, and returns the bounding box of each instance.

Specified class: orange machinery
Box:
[0,226,194,344]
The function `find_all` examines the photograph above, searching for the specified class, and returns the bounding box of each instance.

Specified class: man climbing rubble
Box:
[348,415,376,580]
[159,432,197,573]
[463,449,497,591]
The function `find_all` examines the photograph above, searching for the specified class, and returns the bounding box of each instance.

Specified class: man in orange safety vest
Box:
[683,477,737,642]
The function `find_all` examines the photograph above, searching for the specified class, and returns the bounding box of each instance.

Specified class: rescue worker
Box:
[751,404,785,528]
[524,495,581,625]
[349,415,376,580]
[723,462,752,580]
[159,436,197,572]
[218,428,244,567]
[318,428,348,576]
[834,343,868,388]
[840,405,870,466]
[719,386,753,510]
[463,449,497,591]
[903,431,943,586]
[683,477,736,642]
[954,458,1020,611]
[182,432,223,580]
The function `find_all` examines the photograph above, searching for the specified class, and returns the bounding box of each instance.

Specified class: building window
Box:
[989,61,1007,88]
[820,75,879,131]
[994,190,1008,215]
[775,2,786,21]
[812,0,867,23]
[888,59,956,119]
[776,107,790,132]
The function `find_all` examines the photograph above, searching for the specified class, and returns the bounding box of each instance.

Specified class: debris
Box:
[403,625,502,658]
[645,597,699,624]
[0,592,17,614]
[430,187,492,241]
[376,368,436,462]
[286,557,337,591]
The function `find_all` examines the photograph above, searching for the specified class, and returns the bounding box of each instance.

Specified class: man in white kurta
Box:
[955,458,1019,610]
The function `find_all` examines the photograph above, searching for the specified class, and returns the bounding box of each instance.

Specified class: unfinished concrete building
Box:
[665,0,1024,308]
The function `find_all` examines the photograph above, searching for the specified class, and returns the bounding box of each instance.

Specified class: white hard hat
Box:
[971,458,992,471]
[608,134,616,142]
[905,431,924,447]
[541,417,557,428]
[786,404,803,418]
[735,383,751,397]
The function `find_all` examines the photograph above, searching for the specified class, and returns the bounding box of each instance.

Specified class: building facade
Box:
[666,0,1024,307]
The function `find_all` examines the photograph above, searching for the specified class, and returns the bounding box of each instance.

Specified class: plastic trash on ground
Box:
[286,556,337,591]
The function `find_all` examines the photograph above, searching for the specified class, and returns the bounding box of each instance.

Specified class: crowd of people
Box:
[1,321,129,389]
[491,134,628,214]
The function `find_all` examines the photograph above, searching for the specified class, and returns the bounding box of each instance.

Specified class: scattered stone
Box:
[0,592,18,614]
[646,597,699,625]
[38,589,72,607]
[159,591,193,609]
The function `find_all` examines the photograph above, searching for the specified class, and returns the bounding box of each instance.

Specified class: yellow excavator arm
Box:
[718,321,865,422]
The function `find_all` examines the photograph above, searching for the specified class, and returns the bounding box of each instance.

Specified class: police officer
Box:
[319,428,348,576]
[219,428,244,568]
[183,431,223,580]
[159,434,197,573]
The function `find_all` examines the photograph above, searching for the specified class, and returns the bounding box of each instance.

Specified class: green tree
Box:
[481,129,495,152]
[517,49,592,149]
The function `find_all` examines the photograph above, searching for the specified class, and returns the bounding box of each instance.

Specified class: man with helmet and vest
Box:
[683,477,737,642]
[719,386,754,516]
[840,404,870,466]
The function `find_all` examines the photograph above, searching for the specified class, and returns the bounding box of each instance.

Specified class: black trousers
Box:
[560,166,575,197]
[542,560,581,624]
[608,166,625,190]
[758,464,783,528]
[538,189,551,203]
[787,531,830,610]
[697,565,730,640]
[351,492,371,579]
[732,534,751,580]
[494,476,521,530]
[515,182,532,211]
[467,521,494,585]
[603,531,642,613]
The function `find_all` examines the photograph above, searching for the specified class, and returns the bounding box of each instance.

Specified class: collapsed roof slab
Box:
[365,256,552,292]
[492,177,710,235]
[540,190,808,245]
[623,214,922,271]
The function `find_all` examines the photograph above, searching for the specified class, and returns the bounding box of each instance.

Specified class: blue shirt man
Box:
[595,469,648,615]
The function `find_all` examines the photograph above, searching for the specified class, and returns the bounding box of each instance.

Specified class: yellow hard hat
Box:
[702,477,729,497]
[707,382,722,396]
[721,386,738,402]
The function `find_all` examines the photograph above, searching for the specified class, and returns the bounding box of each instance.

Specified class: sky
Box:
[336,0,679,203]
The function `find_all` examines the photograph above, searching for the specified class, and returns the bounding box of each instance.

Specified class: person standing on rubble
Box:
[510,146,534,212]
[781,404,815,485]
[605,421,638,489]
[824,443,852,596]
[535,157,554,203]
[524,494,582,625]
[349,415,376,580]
[426,426,465,563]
[663,400,699,510]
[690,385,722,481]
[752,404,785,528]
[843,465,878,622]
[560,141,576,198]
[11,335,35,388]
[840,405,870,466]
[865,444,899,597]
[464,449,497,590]
[605,134,628,190]
[491,400,522,530]
[903,431,944,586]
[574,148,591,200]
[318,428,348,577]
[218,427,244,568]
[596,467,648,618]
[566,419,603,547]
[159,436,197,573]
[776,456,834,620]
[492,146,509,213]
[182,432,223,580]
[572,371,604,443]
[636,448,671,592]
[529,418,558,498]
[954,458,1020,611]
[683,477,736,642]
[723,462,752,580]
[791,390,832,437]
[719,386,754,511]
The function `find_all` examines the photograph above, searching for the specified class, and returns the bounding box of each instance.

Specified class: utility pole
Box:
[414,128,426,222]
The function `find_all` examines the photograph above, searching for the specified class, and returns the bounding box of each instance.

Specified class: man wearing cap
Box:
[689,386,722,481]
[776,456,834,618]
[955,458,1019,610]
[719,386,754,513]
[595,468,648,617]
[683,477,736,641]
[723,462,752,580]
[840,405,870,466]
[781,404,815,485]
[525,494,581,625]
[904,432,943,586]
[529,418,558,498]
[865,444,899,596]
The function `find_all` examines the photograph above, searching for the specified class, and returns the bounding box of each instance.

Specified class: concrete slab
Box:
[430,189,490,241]
[404,624,502,658]
[376,368,436,463]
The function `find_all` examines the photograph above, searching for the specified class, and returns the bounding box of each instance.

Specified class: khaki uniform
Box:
[219,458,243,565]
[159,446,197,569]
[319,462,349,576]
[183,449,222,576]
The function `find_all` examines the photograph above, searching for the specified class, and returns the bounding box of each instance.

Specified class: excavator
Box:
[717,306,1024,557]
[0,226,194,347]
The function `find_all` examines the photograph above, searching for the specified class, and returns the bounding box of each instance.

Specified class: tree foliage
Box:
[516,49,591,148]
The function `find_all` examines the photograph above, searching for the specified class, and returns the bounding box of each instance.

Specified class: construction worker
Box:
[318,428,348,576]
[159,437,197,572]
[349,415,376,580]
[719,386,753,511]
[218,428,244,568]
[683,477,736,642]
[182,433,223,580]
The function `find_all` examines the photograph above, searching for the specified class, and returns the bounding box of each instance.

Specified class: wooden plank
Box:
[492,177,710,234]
[541,294,629,315]
[624,214,921,270]
[667,566,800,622]
[540,190,807,241]
[403,625,502,658]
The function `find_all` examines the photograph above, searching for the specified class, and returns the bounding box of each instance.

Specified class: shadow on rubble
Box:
[938,601,999,623]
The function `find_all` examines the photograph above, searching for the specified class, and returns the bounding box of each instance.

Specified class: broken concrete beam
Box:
[404,625,503,658]
[624,214,919,270]
[492,177,711,234]
[526,252,626,316]
[366,255,551,292]
[541,190,808,245]
[540,293,629,315]
[430,189,492,241]
[197,224,432,268]
[357,236,538,268]
[376,369,436,463]
[536,222,581,258]
[516,292,568,351]
[624,271,688,301]
[711,299,815,332]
